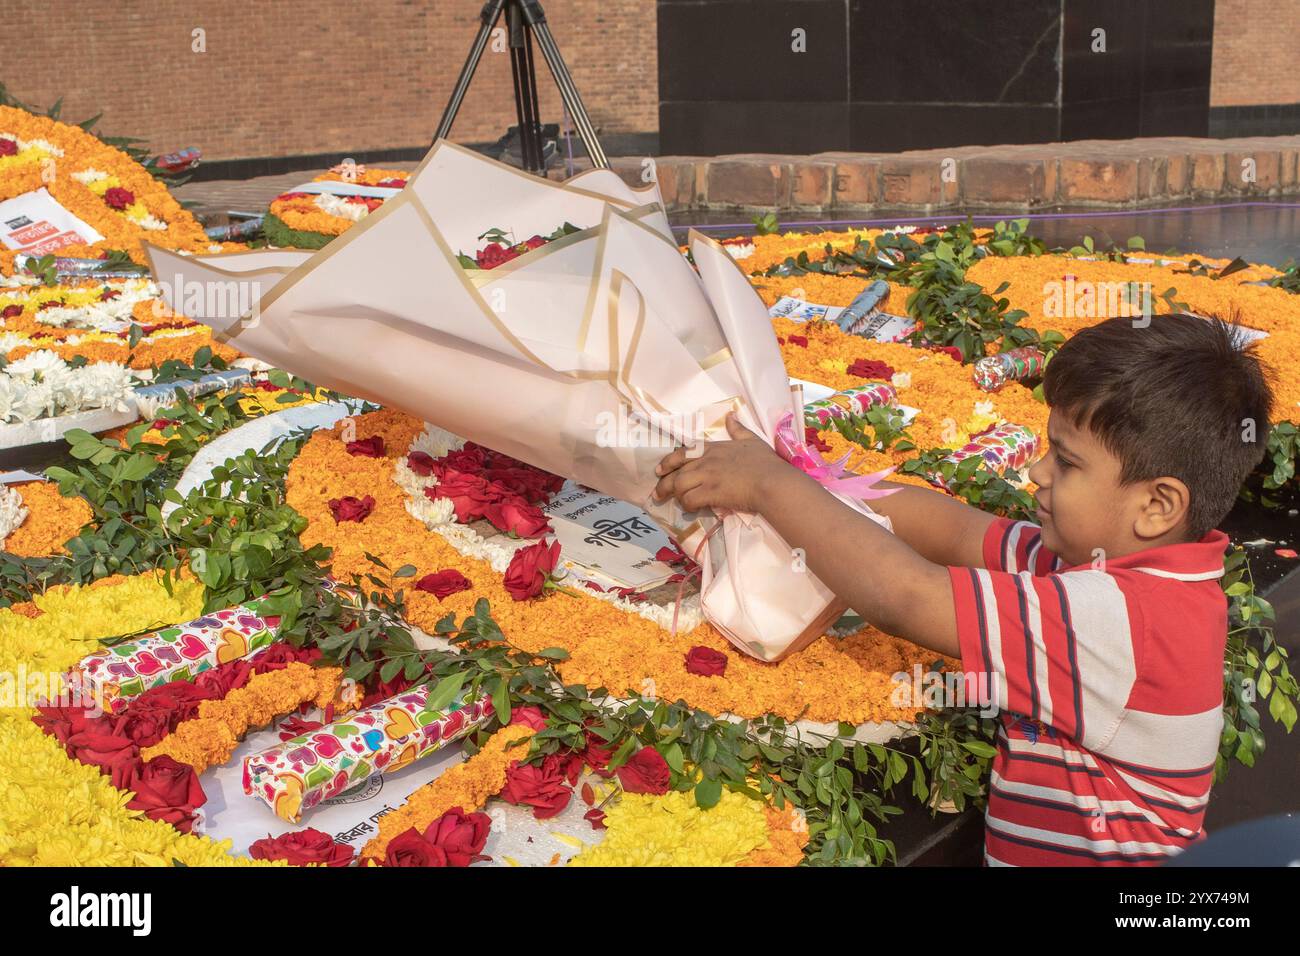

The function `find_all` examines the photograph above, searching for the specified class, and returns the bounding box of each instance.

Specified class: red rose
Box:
[510,706,547,731]
[684,645,728,677]
[500,759,573,819]
[375,178,407,188]
[345,436,385,458]
[475,242,520,270]
[328,495,375,523]
[103,187,135,210]
[847,358,895,380]
[444,445,487,472]
[582,735,613,773]
[617,747,671,795]
[415,569,472,600]
[67,728,140,786]
[360,670,416,709]
[129,679,213,723]
[522,235,548,250]
[0,138,17,157]
[252,642,321,673]
[787,334,809,348]
[423,807,491,866]
[804,426,832,453]
[249,828,354,867]
[125,755,206,833]
[32,702,104,748]
[503,539,561,601]
[490,497,553,538]
[194,659,253,697]
[407,451,437,476]
[1,304,24,319]
[384,828,449,867]
[111,707,172,748]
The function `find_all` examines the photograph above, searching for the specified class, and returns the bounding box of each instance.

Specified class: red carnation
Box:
[328,495,375,523]
[345,435,385,458]
[502,539,561,601]
[124,755,206,833]
[617,746,671,795]
[249,828,354,867]
[103,187,135,210]
[847,358,895,380]
[684,645,729,677]
[415,569,472,600]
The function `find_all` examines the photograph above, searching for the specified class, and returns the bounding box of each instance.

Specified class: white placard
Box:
[0,187,104,254]
[541,481,676,591]
[769,296,916,342]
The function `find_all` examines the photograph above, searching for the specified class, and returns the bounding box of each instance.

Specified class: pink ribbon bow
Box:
[773,412,899,500]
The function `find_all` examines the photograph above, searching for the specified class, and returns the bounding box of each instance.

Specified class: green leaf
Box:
[423,672,466,713]
[694,776,723,809]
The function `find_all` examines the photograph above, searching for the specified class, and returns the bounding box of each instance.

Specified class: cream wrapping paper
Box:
[145,141,890,662]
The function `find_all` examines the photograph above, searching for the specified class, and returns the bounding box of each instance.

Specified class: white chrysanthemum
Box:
[411,423,464,460]
[890,371,912,389]
[5,349,69,383]
[0,485,28,549]
[314,193,369,222]
[72,168,109,185]
[0,375,14,423]
[0,331,31,352]
[9,379,56,422]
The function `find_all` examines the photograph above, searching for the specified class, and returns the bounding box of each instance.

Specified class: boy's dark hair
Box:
[1043,314,1272,539]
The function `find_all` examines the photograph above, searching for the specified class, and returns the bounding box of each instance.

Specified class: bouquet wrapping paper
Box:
[67,594,285,713]
[241,683,492,823]
[145,141,892,662]
[971,346,1047,392]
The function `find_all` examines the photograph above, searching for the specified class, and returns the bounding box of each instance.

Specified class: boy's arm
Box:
[652,419,960,658]
[756,467,960,658]
[867,479,999,570]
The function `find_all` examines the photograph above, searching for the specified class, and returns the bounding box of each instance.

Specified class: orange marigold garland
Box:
[140,663,345,774]
[1,481,92,556]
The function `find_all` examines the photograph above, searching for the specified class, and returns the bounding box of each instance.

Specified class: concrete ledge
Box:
[556,136,1300,212]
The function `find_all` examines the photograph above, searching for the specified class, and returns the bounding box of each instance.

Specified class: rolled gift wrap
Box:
[836,280,892,336]
[804,383,898,429]
[242,683,494,823]
[971,346,1046,392]
[932,424,1040,489]
[64,585,333,713]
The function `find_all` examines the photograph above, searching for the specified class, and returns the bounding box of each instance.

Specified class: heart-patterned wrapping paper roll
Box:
[803,382,897,429]
[241,683,494,824]
[932,423,1040,490]
[66,594,286,713]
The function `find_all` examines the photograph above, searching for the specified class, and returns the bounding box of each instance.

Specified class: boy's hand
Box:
[653,413,788,514]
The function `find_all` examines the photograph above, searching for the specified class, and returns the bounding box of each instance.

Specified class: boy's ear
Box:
[1135,476,1191,540]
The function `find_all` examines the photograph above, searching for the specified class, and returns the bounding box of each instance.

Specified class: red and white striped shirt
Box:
[948,518,1229,866]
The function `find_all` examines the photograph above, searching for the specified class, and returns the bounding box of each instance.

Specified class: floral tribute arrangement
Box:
[0,188,1296,868]
[262,166,410,249]
[455,223,582,271]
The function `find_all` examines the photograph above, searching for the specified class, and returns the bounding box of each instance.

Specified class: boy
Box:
[653,315,1272,866]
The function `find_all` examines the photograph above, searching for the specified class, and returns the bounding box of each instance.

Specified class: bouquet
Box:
[145,141,891,661]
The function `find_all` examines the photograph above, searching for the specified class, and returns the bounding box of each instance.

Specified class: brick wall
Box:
[1211,0,1300,106]
[0,0,658,161]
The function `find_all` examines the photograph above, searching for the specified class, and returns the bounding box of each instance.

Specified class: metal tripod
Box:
[434,0,608,173]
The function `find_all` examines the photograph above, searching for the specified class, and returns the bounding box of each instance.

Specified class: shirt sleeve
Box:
[948,561,1144,751]
[983,517,1064,575]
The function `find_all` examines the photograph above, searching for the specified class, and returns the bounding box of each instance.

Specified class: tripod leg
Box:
[508,2,544,173]
[434,0,508,145]
[521,15,609,168]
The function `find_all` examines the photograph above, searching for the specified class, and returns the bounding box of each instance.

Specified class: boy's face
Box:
[1027,410,1148,567]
